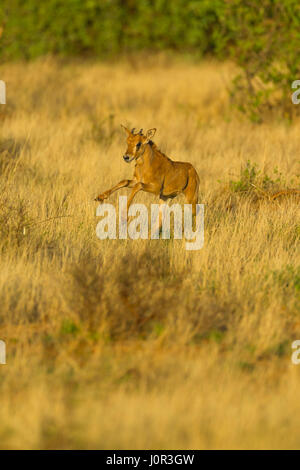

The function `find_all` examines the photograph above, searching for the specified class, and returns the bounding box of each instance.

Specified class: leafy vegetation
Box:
[1,1,300,120]
[224,0,300,121]
[229,160,293,194]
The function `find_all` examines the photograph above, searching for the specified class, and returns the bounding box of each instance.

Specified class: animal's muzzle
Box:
[123,155,132,162]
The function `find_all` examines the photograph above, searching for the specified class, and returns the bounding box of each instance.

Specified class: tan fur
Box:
[95,126,200,222]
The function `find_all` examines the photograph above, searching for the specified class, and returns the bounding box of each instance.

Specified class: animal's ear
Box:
[145,128,156,141]
[121,124,131,135]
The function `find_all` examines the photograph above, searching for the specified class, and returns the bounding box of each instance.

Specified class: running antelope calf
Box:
[95,126,200,225]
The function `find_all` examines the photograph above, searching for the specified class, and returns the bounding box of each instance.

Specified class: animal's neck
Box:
[136,142,155,164]
[146,141,171,162]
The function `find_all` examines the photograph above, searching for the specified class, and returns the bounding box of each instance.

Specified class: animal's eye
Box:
[136,142,142,149]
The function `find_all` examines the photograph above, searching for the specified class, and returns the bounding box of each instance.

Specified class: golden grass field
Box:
[0,56,299,449]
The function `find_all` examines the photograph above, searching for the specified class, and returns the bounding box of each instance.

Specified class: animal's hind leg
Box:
[183,168,199,217]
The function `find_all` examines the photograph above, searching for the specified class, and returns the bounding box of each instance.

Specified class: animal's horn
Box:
[121,124,130,135]
[131,128,136,134]
[139,129,143,135]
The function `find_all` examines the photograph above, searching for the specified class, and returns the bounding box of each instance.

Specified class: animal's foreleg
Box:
[122,182,159,226]
[126,182,159,211]
[149,198,169,239]
[126,182,143,211]
[117,182,143,226]
[158,198,170,233]
[95,179,136,202]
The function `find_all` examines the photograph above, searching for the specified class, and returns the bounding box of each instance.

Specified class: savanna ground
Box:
[0,56,299,449]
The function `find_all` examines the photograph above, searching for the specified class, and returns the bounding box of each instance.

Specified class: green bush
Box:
[1,0,300,121]
[0,0,224,59]
[229,160,294,194]
[223,0,300,121]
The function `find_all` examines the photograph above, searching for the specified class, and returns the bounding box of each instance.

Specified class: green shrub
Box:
[1,0,300,121]
[223,0,300,121]
[229,160,288,194]
[0,0,224,59]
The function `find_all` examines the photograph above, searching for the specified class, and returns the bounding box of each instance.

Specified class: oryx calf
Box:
[95,126,200,227]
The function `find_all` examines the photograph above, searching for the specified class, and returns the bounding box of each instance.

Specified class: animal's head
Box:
[121,125,156,163]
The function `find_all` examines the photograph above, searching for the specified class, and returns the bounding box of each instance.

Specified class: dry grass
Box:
[0,56,299,449]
